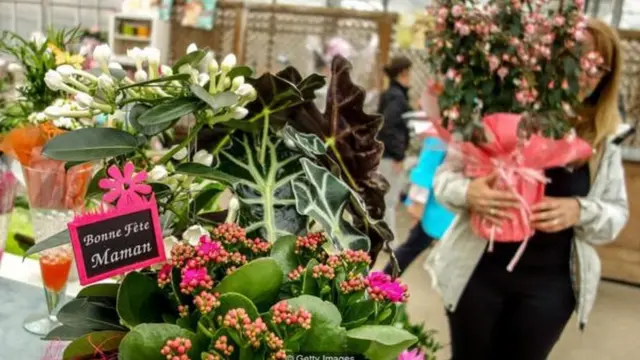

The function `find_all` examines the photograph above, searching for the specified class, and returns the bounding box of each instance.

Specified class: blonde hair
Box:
[576,18,623,149]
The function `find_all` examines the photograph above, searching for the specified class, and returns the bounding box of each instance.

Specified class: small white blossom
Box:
[178,64,192,75]
[186,43,198,54]
[231,107,249,120]
[7,63,22,73]
[182,225,209,246]
[144,47,161,66]
[221,54,237,73]
[171,145,188,161]
[30,32,46,47]
[44,70,65,90]
[235,83,255,98]
[135,69,148,82]
[197,73,210,87]
[149,165,169,181]
[163,236,180,259]
[56,65,75,78]
[35,112,47,122]
[93,44,113,65]
[193,150,214,166]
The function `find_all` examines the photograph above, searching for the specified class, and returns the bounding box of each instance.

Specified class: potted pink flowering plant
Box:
[424,0,600,269]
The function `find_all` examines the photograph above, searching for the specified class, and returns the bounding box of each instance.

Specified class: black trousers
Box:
[447,258,576,360]
[383,223,435,276]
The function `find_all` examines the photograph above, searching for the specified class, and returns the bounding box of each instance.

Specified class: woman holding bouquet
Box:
[426,19,629,360]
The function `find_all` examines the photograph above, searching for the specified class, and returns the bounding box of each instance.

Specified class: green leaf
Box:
[57,299,125,331]
[228,66,254,79]
[172,50,207,73]
[119,324,200,360]
[117,272,169,327]
[44,325,97,341]
[175,162,237,185]
[215,292,260,320]
[281,124,327,158]
[214,258,283,309]
[270,235,298,279]
[286,295,347,352]
[77,283,120,299]
[62,330,126,360]
[127,102,176,136]
[119,74,191,90]
[137,98,201,128]
[190,84,238,111]
[150,182,172,200]
[23,229,69,258]
[215,133,307,242]
[64,161,89,171]
[302,259,320,296]
[342,300,376,329]
[43,128,140,161]
[292,159,369,251]
[221,119,259,132]
[86,167,107,198]
[346,325,417,360]
[190,183,224,214]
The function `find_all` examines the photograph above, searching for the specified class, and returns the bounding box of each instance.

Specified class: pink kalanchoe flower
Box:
[497,67,509,80]
[98,162,152,207]
[398,349,425,360]
[451,4,464,17]
[366,271,391,288]
[157,264,172,287]
[160,337,192,360]
[366,271,409,303]
[488,56,500,72]
[195,236,227,263]
[180,267,213,294]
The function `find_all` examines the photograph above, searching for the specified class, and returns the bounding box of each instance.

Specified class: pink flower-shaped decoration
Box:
[98,162,151,207]
[398,349,425,360]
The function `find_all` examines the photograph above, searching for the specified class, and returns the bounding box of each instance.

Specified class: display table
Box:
[0,253,115,359]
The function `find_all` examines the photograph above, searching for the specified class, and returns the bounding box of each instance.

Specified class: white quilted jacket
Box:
[424,141,629,329]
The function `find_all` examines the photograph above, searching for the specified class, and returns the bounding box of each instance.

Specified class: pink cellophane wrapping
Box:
[432,113,593,269]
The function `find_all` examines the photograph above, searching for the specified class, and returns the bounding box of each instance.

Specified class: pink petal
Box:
[122,162,135,180]
[98,178,118,190]
[133,184,152,195]
[107,165,124,181]
[132,171,148,184]
[103,189,121,203]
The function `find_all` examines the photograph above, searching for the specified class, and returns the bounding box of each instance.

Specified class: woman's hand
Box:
[466,174,519,225]
[531,197,581,233]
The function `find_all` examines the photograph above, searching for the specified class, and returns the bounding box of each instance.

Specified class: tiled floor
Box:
[374,210,640,360]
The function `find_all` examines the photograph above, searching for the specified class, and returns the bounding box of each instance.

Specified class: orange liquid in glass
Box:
[39,250,73,292]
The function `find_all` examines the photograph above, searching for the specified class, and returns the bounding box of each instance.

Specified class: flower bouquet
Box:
[28,40,415,359]
[425,0,597,269]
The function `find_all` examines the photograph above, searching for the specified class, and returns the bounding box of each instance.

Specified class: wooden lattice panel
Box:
[170,6,236,63]
[620,32,640,146]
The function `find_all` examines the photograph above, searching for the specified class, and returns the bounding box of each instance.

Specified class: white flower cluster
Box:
[28,98,86,130]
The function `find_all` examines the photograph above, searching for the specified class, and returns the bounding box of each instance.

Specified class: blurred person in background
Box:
[378,55,413,238]
[425,18,628,360]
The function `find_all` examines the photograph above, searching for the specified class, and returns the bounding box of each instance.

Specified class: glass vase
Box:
[0,157,18,265]
[21,160,92,335]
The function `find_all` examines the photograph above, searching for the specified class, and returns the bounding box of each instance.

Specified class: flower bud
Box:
[44,70,65,91]
[75,92,95,108]
[198,73,210,87]
[53,116,74,130]
[193,150,214,166]
[208,58,219,73]
[44,106,62,118]
[171,145,188,161]
[160,65,173,76]
[231,107,249,120]
[127,47,145,69]
[30,31,46,47]
[231,76,245,91]
[178,64,192,75]
[135,69,148,82]
[149,165,169,181]
[186,43,198,54]
[56,65,75,78]
[235,83,255,98]
[144,47,161,66]
[98,74,115,91]
[93,44,113,65]
[108,62,123,70]
[221,54,237,73]
[223,78,231,89]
